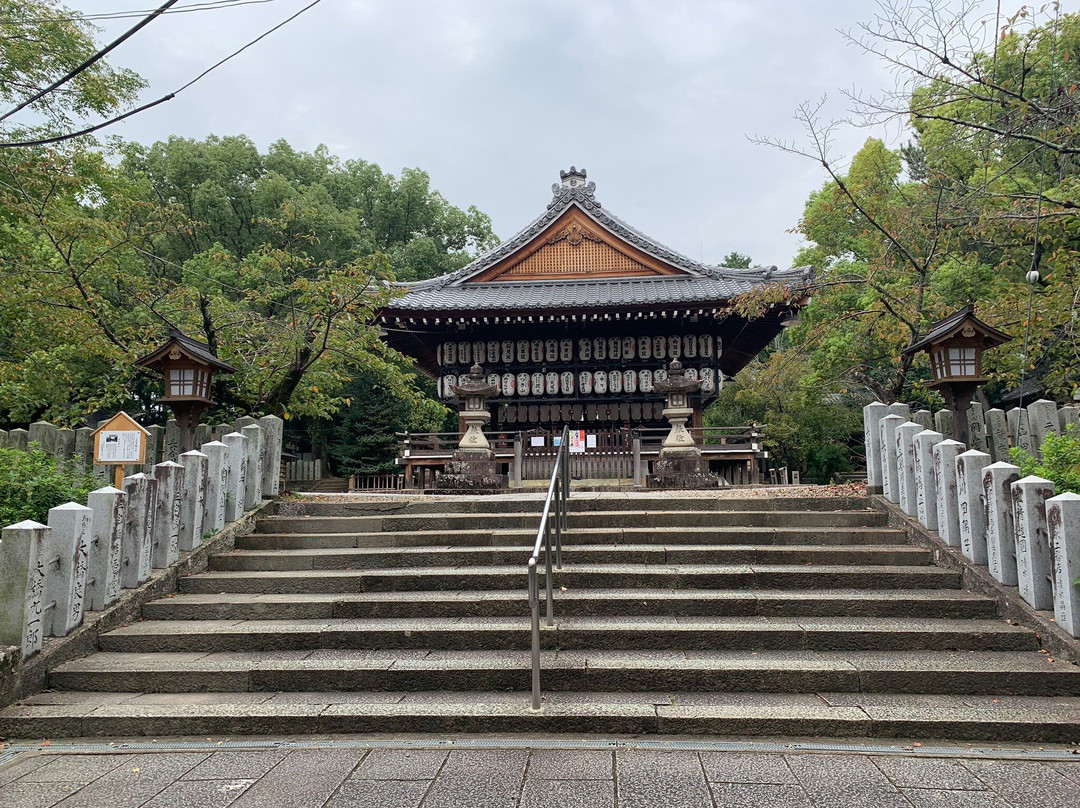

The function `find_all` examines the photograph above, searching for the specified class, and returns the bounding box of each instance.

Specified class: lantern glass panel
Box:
[947,346,977,377]
[169,368,195,397]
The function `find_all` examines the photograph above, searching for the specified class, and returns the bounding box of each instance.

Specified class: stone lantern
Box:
[437,363,504,490]
[649,359,716,488]
[902,305,1011,446]
[134,329,236,454]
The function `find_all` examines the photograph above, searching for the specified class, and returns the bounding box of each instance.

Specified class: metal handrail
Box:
[527,424,571,711]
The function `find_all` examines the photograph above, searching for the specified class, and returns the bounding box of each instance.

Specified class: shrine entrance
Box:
[520,427,633,481]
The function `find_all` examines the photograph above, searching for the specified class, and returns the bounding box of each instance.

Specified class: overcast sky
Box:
[67,0,1009,268]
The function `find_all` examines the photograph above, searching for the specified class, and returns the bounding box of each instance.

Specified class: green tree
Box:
[721,251,752,268]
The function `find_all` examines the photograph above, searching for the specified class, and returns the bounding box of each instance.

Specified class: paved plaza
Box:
[2,738,1080,808]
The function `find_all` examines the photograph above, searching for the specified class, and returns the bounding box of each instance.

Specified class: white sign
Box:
[569,430,586,454]
[96,430,142,463]
[530,436,546,447]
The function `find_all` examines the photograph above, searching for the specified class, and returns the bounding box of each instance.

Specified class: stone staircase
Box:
[4,492,1080,741]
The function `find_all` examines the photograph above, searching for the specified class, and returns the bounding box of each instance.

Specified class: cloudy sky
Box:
[66,0,1003,267]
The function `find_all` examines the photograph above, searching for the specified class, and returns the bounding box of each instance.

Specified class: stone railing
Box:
[0,415,283,660]
[864,400,1080,638]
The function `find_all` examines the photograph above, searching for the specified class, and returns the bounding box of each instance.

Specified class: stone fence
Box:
[0,416,283,660]
[864,400,1080,638]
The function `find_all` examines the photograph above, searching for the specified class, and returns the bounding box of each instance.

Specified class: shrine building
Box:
[376,168,811,484]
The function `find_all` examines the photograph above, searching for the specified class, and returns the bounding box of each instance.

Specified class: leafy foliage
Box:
[1010,425,1080,494]
[0,448,95,525]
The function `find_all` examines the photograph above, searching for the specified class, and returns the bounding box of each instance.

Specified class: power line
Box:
[0,0,180,125]
[0,0,324,149]
[6,0,280,23]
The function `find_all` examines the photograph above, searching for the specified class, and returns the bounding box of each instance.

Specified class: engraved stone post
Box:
[121,473,157,589]
[29,421,57,455]
[144,425,164,473]
[55,427,75,470]
[179,450,208,552]
[44,502,92,636]
[863,402,887,493]
[193,424,212,451]
[214,423,233,441]
[0,521,47,657]
[934,409,955,441]
[241,424,263,507]
[1027,399,1059,456]
[932,440,965,547]
[222,432,247,522]
[235,415,258,432]
[1059,405,1079,433]
[886,402,911,420]
[164,418,180,463]
[1048,493,1080,638]
[985,408,1009,462]
[966,402,987,452]
[8,428,28,451]
[86,486,125,612]
[151,461,184,569]
[258,415,284,497]
[913,430,942,531]
[202,441,229,534]
[913,409,933,430]
[982,462,1021,586]
[896,422,922,517]
[956,450,991,565]
[879,415,904,504]
[0,429,7,449]
[1012,475,1055,611]
[1015,409,1033,454]
[74,427,94,474]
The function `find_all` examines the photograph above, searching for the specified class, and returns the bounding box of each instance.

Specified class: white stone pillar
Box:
[956,450,991,565]
[913,430,942,531]
[886,402,911,420]
[1015,409,1033,454]
[913,409,933,430]
[44,502,92,637]
[985,408,1009,462]
[863,402,887,493]
[121,473,157,589]
[202,441,229,533]
[1058,405,1079,433]
[74,427,94,475]
[1012,475,1056,610]
[1027,399,1060,455]
[179,450,208,552]
[222,432,247,522]
[880,414,904,504]
[86,486,125,611]
[967,402,988,452]
[982,462,1021,586]
[241,424,263,508]
[1048,493,1080,638]
[932,440,965,547]
[934,409,955,441]
[55,428,75,470]
[897,422,922,517]
[258,415,284,497]
[151,461,184,569]
[0,520,47,657]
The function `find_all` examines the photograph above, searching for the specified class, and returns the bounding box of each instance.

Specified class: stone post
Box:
[151,461,184,569]
[1012,475,1055,611]
[886,402,911,420]
[241,424,263,507]
[985,408,1009,462]
[202,441,229,533]
[1015,409,1033,454]
[179,450,208,552]
[55,428,75,470]
[896,422,922,517]
[1048,493,1080,638]
[1027,399,1059,456]
[121,473,157,589]
[145,425,164,473]
[982,462,1021,586]
[863,402,887,494]
[1059,405,1079,433]
[932,440,965,547]
[967,402,987,452]
[74,427,94,475]
[8,428,28,451]
[193,424,212,451]
[934,409,955,441]
[44,502,92,637]
[0,521,47,657]
[221,432,247,522]
[258,415,284,497]
[29,421,57,455]
[913,409,933,430]
[164,418,180,463]
[879,415,905,504]
[956,450,991,565]
[235,415,258,432]
[913,430,942,531]
[0,429,7,449]
[86,486,125,612]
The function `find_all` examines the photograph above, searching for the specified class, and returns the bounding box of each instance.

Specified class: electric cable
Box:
[7,0,279,24]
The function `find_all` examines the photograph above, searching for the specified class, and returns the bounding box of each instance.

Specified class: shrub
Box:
[1010,424,1080,494]
[0,447,96,526]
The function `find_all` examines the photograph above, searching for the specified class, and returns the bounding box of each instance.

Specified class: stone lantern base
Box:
[435,448,505,492]
[648,447,718,489]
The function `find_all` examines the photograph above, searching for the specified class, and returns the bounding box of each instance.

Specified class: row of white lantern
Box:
[437,335,721,367]
[439,367,718,399]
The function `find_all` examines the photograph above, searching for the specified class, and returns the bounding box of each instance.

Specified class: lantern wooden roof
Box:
[902,305,1012,356]
[134,330,237,374]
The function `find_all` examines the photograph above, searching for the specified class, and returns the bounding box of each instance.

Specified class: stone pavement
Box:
[2,738,1080,808]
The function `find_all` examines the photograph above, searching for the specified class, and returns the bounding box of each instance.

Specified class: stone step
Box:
[239,526,905,550]
[94,617,1035,654]
[142,588,1000,621]
[179,564,961,595]
[209,544,931,572]
[255,510,886,534]
[49,650,1077,696]
[6,690,1080,742]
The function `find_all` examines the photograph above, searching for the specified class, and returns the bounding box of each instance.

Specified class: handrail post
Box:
[555,474,563,570]
[544,518,554,626]
[529,560,541,710]
[513,432,523,485]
